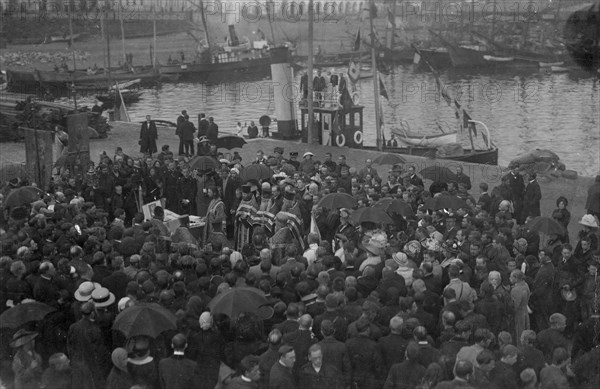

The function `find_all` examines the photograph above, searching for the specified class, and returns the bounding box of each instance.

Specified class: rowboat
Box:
[393,130,458,147]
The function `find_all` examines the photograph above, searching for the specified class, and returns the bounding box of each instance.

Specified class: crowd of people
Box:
[0,139,599,389]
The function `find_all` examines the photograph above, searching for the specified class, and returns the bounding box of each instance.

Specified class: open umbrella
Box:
[317,193,358,210]
[208,287,268,319]
[424,194,469,211]
[215,135,247,150]
[372,153,406,165]
[525,216,566,235]
[240,164,273,182]
[375,198,415,218]
[419,166,457,183]
[4,186,45,207]
[188,156,220,171]
[0,301,56,328]
[112,303,177,338]
[350,207,394,225]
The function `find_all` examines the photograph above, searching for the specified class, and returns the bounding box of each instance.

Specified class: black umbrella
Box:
[424,194,469,211]
[4,186,45,207]
[208,287,268,319]
[419,166,458,183]
[372,153,407,165]
[317,193,358,210]
[113,303,177,338]
[215,135,247,150]
[188,156,220,171]
[0,301,56,328]
[350,207,394,225]
[525,216,566,235]
[375,198,415,218]
[240,164,273,182]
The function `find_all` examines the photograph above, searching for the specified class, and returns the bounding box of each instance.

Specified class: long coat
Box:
[511,280,531,344]
[521,179,542,221]
[67,317,110,389]
[140,120,158,154]
[585,180,600,214]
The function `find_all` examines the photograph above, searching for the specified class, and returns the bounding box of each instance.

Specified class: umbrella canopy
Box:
[424,194,469,211]
[375,198,415,218]
[419,166,458,183]
[317,193,358,210]
[0,301,56,328]
[4,186,45,208]
[240,164,273,182]
[525,216,566,235]
[112,303,177,338]
[208,287,268,319]
[372,153,407,165]
[215,135,247,150]
[350,206,394,225]
[189,156,220,171]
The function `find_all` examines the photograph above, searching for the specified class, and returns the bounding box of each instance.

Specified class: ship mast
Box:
[307,0,315,144]
[370,0,382,151]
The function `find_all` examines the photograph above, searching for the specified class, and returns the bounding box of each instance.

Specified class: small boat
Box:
[393,130,458,147]
[96,90,142,108]
[539,61,565,67]
[483,55,515,62]
[413,47,451,70]
[36,66,160,85]
[550,66,570,73]
[48,33,81,43]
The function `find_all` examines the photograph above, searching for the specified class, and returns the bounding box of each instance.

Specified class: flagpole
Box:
[370,0,382,151]
[307,0,315,144]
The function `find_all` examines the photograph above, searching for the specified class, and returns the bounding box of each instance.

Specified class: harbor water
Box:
[122,65,599,176]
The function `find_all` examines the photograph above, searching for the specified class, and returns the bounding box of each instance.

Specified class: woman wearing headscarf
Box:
[552,196,571,243]
[187,311,226,389]
[106,347,133,389]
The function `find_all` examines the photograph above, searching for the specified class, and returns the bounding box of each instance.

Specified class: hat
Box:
[561,288,577,302]
[442,240,459,254]
[118,297,131,312]
[303,152,314,158]
[579,214,599,228]
[91,287,116,308]
[362,300,379,312]
[278,344,294,355]
[362,232,388,256]
[242,183,252,194]
[9,329,38,348]
[404,240,421,256]
[513,238,528,253]
[219,159,230,164]
[273,172,288,179]
[289,152,298,157]
[74,281,101,302]
[257,304,275,320]
[392,252,409,267]
[111,347,129,372]
[231,168,240,175]
[274,147,284,154]
[325,294,338,309]
[284,188,296,201]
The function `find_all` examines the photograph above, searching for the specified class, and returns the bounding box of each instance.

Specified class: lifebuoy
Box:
[351,92,360,105]
[335,134,346,147]
[353,131,363,144]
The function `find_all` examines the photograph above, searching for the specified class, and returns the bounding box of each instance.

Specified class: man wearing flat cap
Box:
[269,345,297,389]
[287,152,300,171]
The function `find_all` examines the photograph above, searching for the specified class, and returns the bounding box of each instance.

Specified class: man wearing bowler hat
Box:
[287,152,300,171]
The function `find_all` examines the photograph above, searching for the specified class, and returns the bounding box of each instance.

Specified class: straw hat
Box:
[74,281,101,302]
[9,329,38,348]
[579,214,599,228]
[91,287,115,308]
[362,232,388,256]
[111,348,129,372]
[392,252,409,267]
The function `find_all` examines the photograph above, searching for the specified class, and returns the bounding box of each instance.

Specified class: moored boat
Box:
[393,129,458,147]
[36,66,160,85]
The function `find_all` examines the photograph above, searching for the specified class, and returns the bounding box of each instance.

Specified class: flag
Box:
[354,28,361,51]
[347,61,360,84]
[340,88,354,114]
[117,85,130,122]
[379,75,389,100]
[454,100,462,120]
[462,110,478,137]
[441,87,452,106]
[310,214,321,241]
[387,8,396,28]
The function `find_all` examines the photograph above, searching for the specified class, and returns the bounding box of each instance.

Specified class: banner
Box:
[354,28,361,51]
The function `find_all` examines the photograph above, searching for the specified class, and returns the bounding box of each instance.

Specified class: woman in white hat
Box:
[575,214,599,259]
[10,329,42,389]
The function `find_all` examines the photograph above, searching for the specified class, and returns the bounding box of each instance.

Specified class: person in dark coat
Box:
[207,117,219,142]
[517,330,546,377]
[300,71,309,99]
[489,345,519,389]
[102,257,129,301]
[177,166,197,215]
[106,347,134,389]
[405,165,424,188]
[269,345,296,389]
[223,355,262,389]
[503,167,525,221]
[128,336,159,389]
[282,314,317,376]
[163,161,181,212]
[198,113,209,139]
[187,311,226,389]
[520,173,541,224]
[67,302,110,389]
[298,344,341,389]
[158,333,199,389]
[434,360,474,389]
[140,115,158,156]
[258,330,283,389]
[530,255,555,331]
[345,318,384,389]
[585,175,600,218]
[317,320,351,386]
[176,110,187,156]
[455,166,472,190]
[179,115,197,156]
[378,316,409,373]
[33,261,60,307]
[383,342,427,389]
